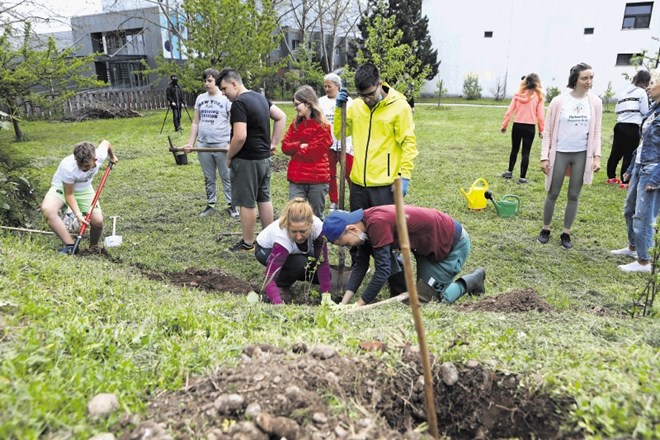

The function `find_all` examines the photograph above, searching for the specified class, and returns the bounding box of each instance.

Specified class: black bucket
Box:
[174,152,188,165]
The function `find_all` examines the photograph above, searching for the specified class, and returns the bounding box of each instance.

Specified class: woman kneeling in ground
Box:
[255,197,332,304]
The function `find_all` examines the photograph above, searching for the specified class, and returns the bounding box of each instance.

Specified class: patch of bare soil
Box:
[459,288,555,313]
[76,247,122,263]
[142,267,256,295]
[117,344,578,440]
[271,154,289,173]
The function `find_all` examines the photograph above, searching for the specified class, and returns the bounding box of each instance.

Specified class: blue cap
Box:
[322,209,364,243]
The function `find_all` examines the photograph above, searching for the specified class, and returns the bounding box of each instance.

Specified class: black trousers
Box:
[607,122,640,182]
[171,105,182,130]
[508,123,536,178]
[255,244,319,287]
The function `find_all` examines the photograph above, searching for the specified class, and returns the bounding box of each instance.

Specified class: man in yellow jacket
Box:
[334,63,418,295]
[334,63,418,211]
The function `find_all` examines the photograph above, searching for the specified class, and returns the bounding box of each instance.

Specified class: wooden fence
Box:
[13,89,198,119]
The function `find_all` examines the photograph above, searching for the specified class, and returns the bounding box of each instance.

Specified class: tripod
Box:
[159,105,193,134]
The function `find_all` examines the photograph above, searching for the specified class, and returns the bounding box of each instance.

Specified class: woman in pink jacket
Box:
[501,73,545,183]
[538,63,602,249]
[282,85,333,219]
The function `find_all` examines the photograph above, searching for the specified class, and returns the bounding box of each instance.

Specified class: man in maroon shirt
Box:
[322,205,485,306]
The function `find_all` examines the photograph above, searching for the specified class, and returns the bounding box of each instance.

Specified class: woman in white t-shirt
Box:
[41,140,118,254]
[538,63,603,249]
[255,198,331,305]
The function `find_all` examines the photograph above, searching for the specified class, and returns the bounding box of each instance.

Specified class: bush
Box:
[0,149,40,227]
[462,74,482,100]
[546,86,561,103]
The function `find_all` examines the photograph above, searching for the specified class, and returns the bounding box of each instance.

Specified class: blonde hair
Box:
[293,85,328,128]
[519,73,544,101]
[649,69,660,87]
[279,197,315,229]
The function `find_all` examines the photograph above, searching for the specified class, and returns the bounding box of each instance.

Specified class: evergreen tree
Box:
[354,0,439,80]
[388,0,439,80]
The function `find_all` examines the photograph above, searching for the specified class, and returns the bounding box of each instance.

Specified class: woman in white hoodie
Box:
[500,73,545,183]
[606,70,651,188]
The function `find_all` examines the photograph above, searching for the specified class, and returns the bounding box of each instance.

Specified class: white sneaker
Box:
[618,261,652,273]
[329,203,336,211]
[610,247,638,258]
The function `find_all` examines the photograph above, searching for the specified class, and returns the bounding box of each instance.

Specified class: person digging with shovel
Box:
[322,205,485,307]
[41,140,118,254]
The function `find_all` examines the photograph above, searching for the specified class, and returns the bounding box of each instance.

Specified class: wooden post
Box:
[393,177,440,439]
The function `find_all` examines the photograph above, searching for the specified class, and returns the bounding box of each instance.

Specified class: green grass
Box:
[0,105,659,439]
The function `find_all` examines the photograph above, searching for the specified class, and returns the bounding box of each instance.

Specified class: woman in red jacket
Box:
[282,85,333,218]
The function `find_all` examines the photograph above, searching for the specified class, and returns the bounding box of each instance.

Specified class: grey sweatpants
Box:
[543,151,587,229]
[198,148,231,206]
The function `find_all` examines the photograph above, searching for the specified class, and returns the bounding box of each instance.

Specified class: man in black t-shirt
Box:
[218,69,286,251]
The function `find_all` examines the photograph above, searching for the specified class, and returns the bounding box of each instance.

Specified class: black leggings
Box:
[508,123,536,178]
[607,122,640,182]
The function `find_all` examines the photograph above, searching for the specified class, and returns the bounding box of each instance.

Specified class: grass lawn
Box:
[0,103,658,439]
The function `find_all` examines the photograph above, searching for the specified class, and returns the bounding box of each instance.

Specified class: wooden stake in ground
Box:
[0,225,55,235]
[336,100,349,293]
[393,177,440,439]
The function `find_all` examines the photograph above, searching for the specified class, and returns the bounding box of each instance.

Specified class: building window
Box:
[291,39,300,50]
[584,27,594,34]
[622,2,653,29]
[616,53,636,65]
[484,31,493,38]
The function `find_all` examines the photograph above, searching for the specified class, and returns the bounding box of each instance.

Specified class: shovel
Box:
[71,162,114,255]
[336,97,349,292]
[104,216,123,248]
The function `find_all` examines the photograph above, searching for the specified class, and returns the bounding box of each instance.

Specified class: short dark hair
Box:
[218,68,243,86]
[202,68,220,85]
[632,70,651,88]
[73,141,96,165]
[355,63,380,91]
[567,62,592,89]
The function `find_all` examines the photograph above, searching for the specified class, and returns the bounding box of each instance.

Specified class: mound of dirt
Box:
[76,247,121,263]
[118,344,577,440]
[459,288,555,313]
[270,154,288,173]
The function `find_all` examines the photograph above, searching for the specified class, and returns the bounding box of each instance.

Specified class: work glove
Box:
[321,293,337,307]
[336,89,349,107]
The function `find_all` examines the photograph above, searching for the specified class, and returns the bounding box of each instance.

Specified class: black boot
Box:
[457,268,486,296]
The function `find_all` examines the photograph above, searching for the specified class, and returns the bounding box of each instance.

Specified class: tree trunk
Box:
[9,106,24,142]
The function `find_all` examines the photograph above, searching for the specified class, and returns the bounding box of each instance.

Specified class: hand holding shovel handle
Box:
[71,162,114,255]
[168,136,226,153]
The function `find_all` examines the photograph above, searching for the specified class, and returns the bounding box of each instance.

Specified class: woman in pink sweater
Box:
[538,63,602,249]
[501,73,545,183]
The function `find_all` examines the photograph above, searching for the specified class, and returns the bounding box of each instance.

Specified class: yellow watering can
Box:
[485,191,521,218]
[460,178,489,210]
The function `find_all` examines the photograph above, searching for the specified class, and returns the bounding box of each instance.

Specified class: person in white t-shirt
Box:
[538,63,602,249]
[254,198,331,305]
[318,73,353,211]
[41,140,118,254]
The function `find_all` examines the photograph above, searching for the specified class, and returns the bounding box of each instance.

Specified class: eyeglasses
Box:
[356,85,380,99]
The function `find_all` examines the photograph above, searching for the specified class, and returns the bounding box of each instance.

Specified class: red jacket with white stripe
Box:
[281,118,332,184]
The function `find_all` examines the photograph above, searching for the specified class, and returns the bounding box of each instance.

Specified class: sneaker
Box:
[59,244,76,255]
[518,177,528,184]
[227,206,239,219]
[606,178,621,185]
[537,229,551,244]
[502,170,513,179]
[618,261,652,273]
[560,232,572,249]
[229,239,255,252]
[199,205,217,218]
[329,202,336,211]
[610,247,638,259]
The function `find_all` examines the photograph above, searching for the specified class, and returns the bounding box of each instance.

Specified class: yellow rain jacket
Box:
[334,83,417,187]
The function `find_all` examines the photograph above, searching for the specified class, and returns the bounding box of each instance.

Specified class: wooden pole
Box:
[336,100,348,292]
[0,225,55,235]
[393,177,440,439]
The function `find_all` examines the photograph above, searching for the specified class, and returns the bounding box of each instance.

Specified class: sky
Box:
[20,0,103,33]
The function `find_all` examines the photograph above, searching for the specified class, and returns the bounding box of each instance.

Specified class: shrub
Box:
[0,149,40,227]
[546,86,561,103]
[462,74,482,100]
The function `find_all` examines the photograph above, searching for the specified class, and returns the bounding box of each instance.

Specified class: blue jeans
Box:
[624,163,660,261]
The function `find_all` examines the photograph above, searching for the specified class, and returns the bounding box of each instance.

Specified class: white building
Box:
[422,0,659,98]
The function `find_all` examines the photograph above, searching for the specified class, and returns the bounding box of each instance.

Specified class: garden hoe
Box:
[335,97,350,293]
[71,162,114,255]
